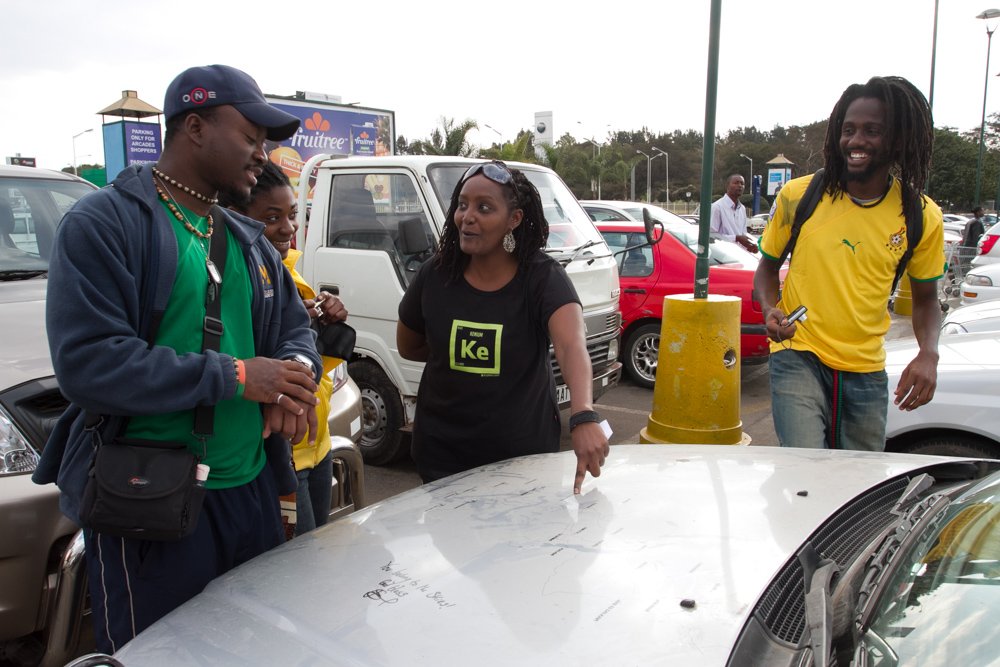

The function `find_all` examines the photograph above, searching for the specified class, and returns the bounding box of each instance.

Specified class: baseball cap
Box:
[164,65,300,141]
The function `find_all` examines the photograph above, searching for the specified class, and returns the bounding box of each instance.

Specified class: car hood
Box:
[0,278,53,387]
[115,445,953,666]
[884,332,1000,440]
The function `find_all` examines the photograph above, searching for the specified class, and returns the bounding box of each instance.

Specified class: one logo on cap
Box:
[182,87,216,106]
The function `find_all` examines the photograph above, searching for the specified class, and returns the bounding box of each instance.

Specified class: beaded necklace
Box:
[152,166,219,205]
[154,177,214,242]
[154,177,223,284]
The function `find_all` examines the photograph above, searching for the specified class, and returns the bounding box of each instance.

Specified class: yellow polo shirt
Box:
[760,174,944,372]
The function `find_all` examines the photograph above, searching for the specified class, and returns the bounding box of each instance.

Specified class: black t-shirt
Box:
[398,250,581,481]
[963,218,985,248]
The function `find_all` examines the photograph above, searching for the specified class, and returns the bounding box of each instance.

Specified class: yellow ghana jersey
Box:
[759,174,944,372]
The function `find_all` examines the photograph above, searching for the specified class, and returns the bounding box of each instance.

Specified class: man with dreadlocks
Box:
[753,75,944,451]
[397,160,609,494]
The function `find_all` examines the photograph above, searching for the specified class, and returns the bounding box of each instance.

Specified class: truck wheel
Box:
[623,323,659,389]
[350,361,407,466]
[899,435,999,459]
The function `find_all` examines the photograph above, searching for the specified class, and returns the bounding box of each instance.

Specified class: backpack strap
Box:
[890,189,925,295]
[777,168,826,267]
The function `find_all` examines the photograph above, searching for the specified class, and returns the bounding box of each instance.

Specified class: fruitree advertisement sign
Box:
[264,97,394,201]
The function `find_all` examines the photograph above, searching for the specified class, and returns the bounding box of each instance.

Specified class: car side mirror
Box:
[642,209,664,246]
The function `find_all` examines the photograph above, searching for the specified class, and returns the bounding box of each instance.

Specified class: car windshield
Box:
[861,475,1000,666]
[1,176,94,278]
[427,164,601,250]
[663,224,758,266]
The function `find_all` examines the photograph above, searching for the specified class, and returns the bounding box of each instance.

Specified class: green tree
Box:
[404,117,479,156]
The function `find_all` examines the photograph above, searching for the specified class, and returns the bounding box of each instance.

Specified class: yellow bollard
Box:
[892,274,913,316]
[639,294,749,445]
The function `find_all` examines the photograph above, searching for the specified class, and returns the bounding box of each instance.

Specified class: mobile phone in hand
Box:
[786,305,807,324]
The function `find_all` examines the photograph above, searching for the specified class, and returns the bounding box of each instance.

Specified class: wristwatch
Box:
[289,354,315,377]
[569,409,602,431]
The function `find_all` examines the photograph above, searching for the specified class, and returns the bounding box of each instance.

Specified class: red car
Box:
[586,203,771,388]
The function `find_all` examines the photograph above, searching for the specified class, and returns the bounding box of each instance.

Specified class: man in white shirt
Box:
[710,173,758,253]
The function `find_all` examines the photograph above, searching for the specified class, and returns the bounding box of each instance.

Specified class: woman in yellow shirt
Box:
[225,161,348,534]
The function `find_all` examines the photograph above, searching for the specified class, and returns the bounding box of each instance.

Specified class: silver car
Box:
[96,445,1000,666]
[0,165,365,665]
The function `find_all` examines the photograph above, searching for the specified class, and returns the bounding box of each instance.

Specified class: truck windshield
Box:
[427,164,602,250]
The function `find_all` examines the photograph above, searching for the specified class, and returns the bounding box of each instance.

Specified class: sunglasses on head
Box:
[461,161,514,187]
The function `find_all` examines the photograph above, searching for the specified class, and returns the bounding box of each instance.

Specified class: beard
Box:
[219,185,252,210]
[842,150,890,183]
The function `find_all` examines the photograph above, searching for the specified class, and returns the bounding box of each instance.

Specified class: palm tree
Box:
[480,131,538,164]
[407,117,479,156]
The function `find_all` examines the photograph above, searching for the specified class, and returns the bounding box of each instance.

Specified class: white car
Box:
[884,331,1000,458]
[941,213,970,235]
[960,261,1000,304]
[580,199,680,228]
[941,299,1000,334]
[971,220,1000,267]
[87,445,1000,667]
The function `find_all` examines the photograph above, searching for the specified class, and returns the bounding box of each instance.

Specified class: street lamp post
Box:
[975,9,1000,207]
[738,153,753,193]
[636,149,652,202]
[72,128,93,176]
[653,146,669,202]
[582,137,604,198]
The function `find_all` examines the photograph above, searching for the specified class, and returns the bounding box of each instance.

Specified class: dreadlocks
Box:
[436,161,550,283]
[822,76,933,222]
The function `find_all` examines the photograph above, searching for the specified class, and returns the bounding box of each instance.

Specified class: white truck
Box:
[293,155,623,464]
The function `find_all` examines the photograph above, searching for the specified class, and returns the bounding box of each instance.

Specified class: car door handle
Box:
[623,288,646,294]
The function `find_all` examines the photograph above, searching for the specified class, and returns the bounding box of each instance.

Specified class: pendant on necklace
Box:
[206,259,222,285]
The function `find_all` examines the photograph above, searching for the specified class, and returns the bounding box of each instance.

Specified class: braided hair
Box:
[436,161,550,283]
[218,160,290,211]
[821,75,933,221]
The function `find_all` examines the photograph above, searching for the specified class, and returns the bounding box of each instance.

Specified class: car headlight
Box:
[965,273,993,287]
[608,337,620,361]
[941,322,968,335]
[0,407,40,475]
[328,361,350,393]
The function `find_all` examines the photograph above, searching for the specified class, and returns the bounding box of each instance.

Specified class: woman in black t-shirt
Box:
[398,161,609,493]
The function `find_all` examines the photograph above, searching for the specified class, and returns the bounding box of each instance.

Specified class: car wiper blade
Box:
[0,270,47,280]
[557,239,606,266]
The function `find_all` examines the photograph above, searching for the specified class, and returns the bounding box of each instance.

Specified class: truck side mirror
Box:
[397,217,431,255]
[642,209,664,246]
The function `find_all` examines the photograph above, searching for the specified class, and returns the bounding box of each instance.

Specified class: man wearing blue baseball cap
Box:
[36,64,319,653]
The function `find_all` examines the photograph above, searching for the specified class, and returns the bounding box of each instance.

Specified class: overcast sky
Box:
[1,0,995,171]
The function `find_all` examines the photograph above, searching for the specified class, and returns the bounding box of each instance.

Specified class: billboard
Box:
[264,97,394,199]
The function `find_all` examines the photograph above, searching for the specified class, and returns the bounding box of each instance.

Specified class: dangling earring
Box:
[503,230,516,253]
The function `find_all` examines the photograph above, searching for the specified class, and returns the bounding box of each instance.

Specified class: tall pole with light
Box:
[738,153,753,192]
[582,137,604,198]
[975,9,1000,207]
[653,146,669,202]
[72,128,93,176]
[636,149,652,202]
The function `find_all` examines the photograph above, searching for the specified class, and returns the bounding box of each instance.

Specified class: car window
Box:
[600,230,653,277]
[326,172,436,287]
[664,224,756,265]
[585,207,632,222]
[1,176,95,275]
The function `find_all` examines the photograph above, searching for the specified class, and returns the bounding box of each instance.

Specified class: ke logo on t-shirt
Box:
[449,319,502,375]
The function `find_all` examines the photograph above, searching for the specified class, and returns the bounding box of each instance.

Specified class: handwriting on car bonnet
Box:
[363,561,456,609]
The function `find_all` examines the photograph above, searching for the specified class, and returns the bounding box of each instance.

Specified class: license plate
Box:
[556,384,571,404]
